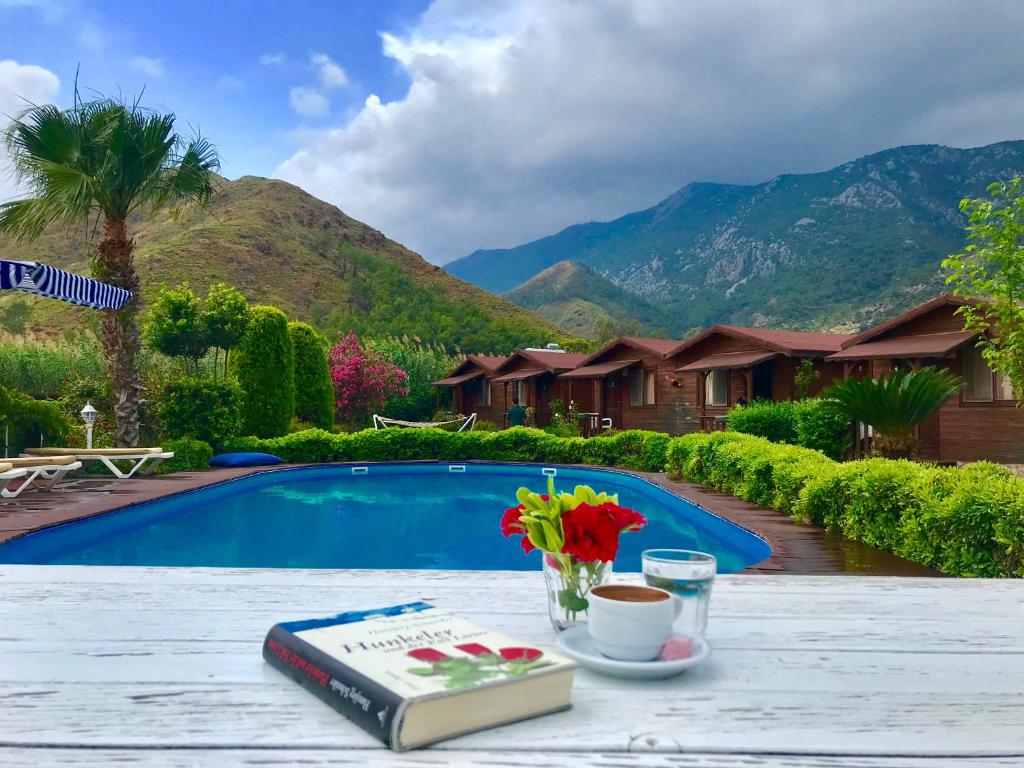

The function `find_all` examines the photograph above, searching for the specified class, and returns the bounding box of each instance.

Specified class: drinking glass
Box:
[641,549,716,635]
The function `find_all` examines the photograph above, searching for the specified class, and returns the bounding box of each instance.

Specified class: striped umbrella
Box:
[0,259,132,311]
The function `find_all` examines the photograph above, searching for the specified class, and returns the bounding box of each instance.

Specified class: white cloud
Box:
[76,21,105,52]
[0,59,60,201]
[260,53,285,66]
[274,0,1024,264]
[289,86,329,117]
[311,53,347,89]
[216,75,244,92]
[130,56,164,78]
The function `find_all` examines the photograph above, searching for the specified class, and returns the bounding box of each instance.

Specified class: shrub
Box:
[159,377,242,450]
[366,337,460,422]
[669,430,1024,577]
[288,322,334,431]
[232,305,295,438]
[0,386,74,454]
[328,331,408,428]
[793,399,850,459]
[156,437,213,474]
[727,400,797,443]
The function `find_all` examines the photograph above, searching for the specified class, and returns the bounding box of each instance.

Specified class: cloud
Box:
[130,56,164,78]
[76,21,105,52]
[274,0,1024,264]
[289,86,329,117]
[311,53,347,89]
[0,59,60,201]
[216,75,244,92]
[260,53,285,67]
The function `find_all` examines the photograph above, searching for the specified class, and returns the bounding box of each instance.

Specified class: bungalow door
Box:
[603,376,623,429]
[752,359,774,401]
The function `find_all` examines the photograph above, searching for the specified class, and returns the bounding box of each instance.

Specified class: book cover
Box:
[263,601,575,750]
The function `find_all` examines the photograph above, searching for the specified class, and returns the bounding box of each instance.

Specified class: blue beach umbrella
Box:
[0,259,131,311]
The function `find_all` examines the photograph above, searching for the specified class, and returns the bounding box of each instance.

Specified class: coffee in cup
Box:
[587,584,680,661]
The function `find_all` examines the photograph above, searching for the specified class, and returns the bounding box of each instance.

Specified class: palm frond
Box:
[825,366,963,437]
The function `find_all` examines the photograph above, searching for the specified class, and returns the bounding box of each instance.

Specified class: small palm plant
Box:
[0,93,219,446]
[825,366,963,458]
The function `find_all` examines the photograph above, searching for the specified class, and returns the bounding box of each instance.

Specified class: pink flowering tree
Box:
[328,331,409,427]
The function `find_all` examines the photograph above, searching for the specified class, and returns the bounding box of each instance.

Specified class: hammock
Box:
[372,413,477,432]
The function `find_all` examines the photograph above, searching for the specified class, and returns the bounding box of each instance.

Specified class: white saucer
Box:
[555,627,711,680]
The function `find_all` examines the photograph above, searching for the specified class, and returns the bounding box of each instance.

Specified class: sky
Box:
[1,0,1023,264]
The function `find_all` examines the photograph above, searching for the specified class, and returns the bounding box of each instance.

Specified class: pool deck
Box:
[0,464,936,575]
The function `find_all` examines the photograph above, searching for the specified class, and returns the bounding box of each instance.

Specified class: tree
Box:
[366,336,459,421]
[143,285,210,374]
[943,176,1024,400]
[202,283,250,381]
[0,94,219,446]
[232,306,295,437]
[825,367,963,458]
[328,331,408,428]
[288,321,334,430]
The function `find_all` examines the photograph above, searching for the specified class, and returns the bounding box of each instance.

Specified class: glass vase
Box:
[542,553,612,632]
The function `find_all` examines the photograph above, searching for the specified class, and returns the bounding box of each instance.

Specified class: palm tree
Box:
[0,94,218,446]
[825,366,963,458]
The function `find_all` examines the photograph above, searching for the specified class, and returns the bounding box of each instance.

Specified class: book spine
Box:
[263,625,405,748]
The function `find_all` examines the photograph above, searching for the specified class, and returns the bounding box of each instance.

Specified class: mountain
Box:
[447,141,1024,333]
[504,260,672,340]
[0,176,580,353]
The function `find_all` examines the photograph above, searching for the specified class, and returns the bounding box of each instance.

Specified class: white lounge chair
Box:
[0,463,28,498]
[24,447,173,479]
[0,455,83,498]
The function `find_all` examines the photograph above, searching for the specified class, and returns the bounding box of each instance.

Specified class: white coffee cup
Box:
[587,584,680,661]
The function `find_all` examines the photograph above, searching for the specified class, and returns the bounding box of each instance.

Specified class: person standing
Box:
[507,396,527,428]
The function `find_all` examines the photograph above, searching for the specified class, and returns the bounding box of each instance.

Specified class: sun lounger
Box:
[24,447,173,480]
[0,455,84,498]
[0,463,29,498]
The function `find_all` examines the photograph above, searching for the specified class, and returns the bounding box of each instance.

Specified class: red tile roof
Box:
[838,294,981,348]
[559,359,640,379]
[467,354,508,371]
[675,350,776,372]
[432,371,484,387]
[667,324,853,357]
[828,331,978,361]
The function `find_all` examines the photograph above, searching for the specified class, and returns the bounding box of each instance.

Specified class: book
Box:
[262,601,576,751]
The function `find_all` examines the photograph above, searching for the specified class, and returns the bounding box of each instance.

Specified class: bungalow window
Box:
[705,369,730,407]
[515,380,528,406]
[479,378,492,407]
[629,368,656,406]
[963,345,1014,402]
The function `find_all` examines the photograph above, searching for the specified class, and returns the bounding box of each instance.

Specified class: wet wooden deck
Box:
[0,464,936,575]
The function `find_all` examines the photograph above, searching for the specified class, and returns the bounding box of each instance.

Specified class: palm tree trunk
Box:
[95,218,142,448]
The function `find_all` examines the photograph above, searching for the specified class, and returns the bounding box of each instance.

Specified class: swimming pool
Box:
[0,463,771,571]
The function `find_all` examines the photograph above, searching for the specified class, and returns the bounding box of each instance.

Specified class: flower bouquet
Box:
[501,477,647,631]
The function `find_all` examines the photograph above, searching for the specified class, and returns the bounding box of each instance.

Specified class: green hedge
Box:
[0,386,74,454]
[159,377,242,451]
[727,398,850,459]
[666,431,1024,577]
[232,306,295,438]
[224,427,672,473]
[156,437,213,474]
[288,322,334,431]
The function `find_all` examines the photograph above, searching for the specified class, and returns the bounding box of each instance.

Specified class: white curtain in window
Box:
[705,370,729,406]
[963,346,994,401]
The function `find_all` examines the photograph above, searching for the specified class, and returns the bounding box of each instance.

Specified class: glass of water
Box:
[641,549,717,635]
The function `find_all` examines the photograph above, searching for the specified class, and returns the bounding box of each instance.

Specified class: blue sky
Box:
[1,0,429,177]
[2,1,1022,262]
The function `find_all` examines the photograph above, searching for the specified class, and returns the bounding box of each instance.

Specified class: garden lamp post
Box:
[80,402,98,449]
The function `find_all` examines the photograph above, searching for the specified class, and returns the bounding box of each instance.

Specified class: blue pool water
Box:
[0,463,771,571]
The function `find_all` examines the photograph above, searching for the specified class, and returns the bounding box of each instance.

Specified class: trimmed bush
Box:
[669,430,1024,577]
[288,322,334,431]
[232,306,295,438]
[0,386,73,454]
[156,437,214,474]
[727,400,797,444]
[159,377,242,450]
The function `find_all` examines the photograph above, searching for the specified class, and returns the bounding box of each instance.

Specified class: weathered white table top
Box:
[0,567,1021,767]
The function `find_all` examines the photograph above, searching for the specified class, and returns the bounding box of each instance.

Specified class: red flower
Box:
[499,647,543,662]
[500,505,527,538]
[520,536,536,554]
[407,647,450,663]
[607,503,647,533]
[560,503,624,562]
[455,643,494,657]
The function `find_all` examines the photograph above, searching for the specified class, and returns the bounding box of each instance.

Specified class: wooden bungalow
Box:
[828,295,1022,463]
[667,325,853,432]
[431,355,508,425]
[491,348,588,427]
[558,337,690,433]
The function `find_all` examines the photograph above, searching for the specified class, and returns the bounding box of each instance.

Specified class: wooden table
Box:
[1,566,1021,767]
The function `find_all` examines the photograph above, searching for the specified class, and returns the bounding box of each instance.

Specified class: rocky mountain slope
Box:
[504,260,672,340]
[0,176,578,353]
[448,141,1024,333]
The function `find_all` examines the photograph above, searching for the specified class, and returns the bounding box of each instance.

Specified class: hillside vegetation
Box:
[0,176,581,354]
[448,141,1024,333]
